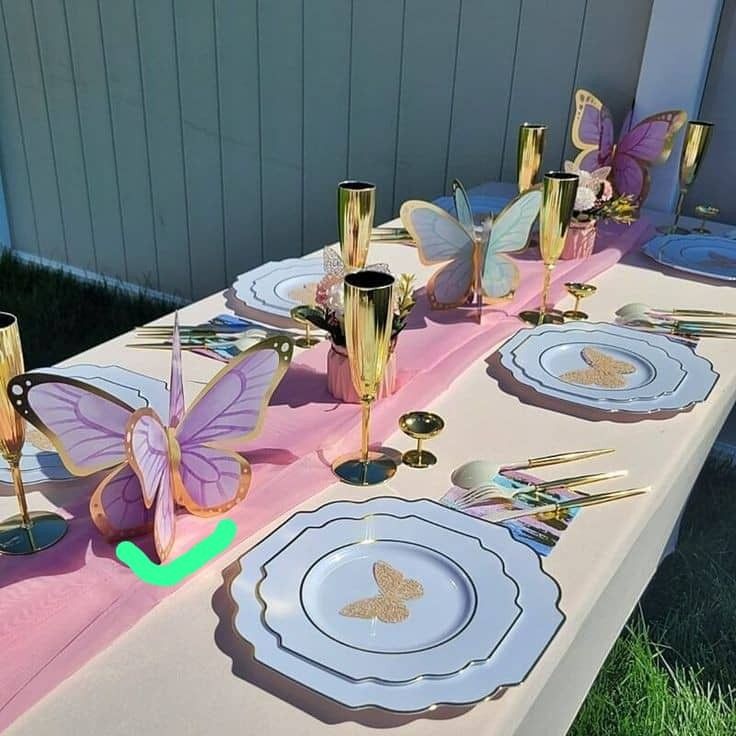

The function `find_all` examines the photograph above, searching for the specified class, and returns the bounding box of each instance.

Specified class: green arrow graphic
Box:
[115,519,237,586]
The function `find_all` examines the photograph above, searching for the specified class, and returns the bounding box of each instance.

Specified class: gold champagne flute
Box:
[337,181,376,269]
[658,121,714,235]
[517,123,547,192]
[332,271,397,486]
[0,313,67,554]
[520,172,579,326]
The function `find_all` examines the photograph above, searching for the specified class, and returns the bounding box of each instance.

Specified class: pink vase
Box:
[326,343,397,403]
[560,219,598,260]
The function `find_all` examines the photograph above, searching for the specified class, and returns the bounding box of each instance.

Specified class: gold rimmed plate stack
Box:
[226,497,564,712]
[497,322,718,418]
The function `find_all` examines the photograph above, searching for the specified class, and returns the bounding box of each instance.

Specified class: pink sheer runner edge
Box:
[0,218,654,730]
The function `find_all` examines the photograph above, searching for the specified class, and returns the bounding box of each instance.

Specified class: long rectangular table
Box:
[4,194,736,735]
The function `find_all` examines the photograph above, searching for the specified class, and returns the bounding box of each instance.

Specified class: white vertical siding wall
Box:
[0,0,653,299]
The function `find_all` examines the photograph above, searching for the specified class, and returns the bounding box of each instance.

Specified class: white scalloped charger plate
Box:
[642,234,736,281]
[232,256,325,320]
[508,323,689,404]
[498,323,718,415]
[228,497,564,712]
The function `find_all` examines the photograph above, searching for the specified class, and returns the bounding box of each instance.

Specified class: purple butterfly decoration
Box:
[7,315,293,561]
[571,89,686,203]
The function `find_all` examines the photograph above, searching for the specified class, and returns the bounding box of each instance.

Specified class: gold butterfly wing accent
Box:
[323,246,345,276]
[559,347,636,388]
[339,561,424,624]
[339,596,411,624]
[374,560,424,599]
[571,88,608,170]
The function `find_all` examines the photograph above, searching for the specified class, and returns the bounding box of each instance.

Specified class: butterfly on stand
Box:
[571,88,686,203]
[7,317,293,561]
[400,180,542,322]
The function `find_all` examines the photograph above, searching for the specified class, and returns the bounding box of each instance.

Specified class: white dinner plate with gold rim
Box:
[642,234,736,281]
[499,322,718,415]
[228,497,564,712]
[508,323,689,404]
[232,256,325,320]
[258,512,521,684]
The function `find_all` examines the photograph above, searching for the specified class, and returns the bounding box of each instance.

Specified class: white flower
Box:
[325,280,344,317]
[575,186,597,212]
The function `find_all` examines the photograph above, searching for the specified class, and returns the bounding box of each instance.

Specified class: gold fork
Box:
[486,486,649,522]
[454,469,627,509]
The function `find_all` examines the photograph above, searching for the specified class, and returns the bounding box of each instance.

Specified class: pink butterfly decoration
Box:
[571,88,687,203]
[7,316,293,561]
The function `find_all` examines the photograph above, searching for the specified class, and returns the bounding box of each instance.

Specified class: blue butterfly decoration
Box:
[400,180,541,309]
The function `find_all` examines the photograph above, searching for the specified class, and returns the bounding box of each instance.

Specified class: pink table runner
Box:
[0,218,653,730]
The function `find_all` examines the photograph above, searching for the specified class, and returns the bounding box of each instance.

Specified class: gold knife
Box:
[487,486,649,522]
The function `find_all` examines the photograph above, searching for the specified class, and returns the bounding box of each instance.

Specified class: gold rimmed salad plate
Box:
[256,512,521,684]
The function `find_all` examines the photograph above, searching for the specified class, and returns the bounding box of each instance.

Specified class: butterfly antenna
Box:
[168,311,185,428]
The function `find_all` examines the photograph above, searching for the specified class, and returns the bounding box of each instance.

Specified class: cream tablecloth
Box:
[4,195,736,736]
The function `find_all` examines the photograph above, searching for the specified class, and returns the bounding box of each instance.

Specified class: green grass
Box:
[641,457,736,690]
[2,251,735,734]
[0,250,170,368]
[571,454,736,735]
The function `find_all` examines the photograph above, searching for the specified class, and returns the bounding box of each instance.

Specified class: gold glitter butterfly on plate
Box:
[339,561,424,624]
[559,347,636,389]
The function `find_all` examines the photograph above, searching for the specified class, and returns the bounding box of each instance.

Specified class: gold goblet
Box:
[332,271,397,485]
[0,313,67,554]
[658,121,714,235]
[338,181,376,270]
[399,411,445,469]
[290,305,320,348]
[563,282,597,321]
[519,172,579,326]
[517,123,547,192]
[692,204,719,234]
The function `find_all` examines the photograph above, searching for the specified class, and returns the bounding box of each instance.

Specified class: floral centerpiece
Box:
[561,161,639,259]
[301,258,417,403]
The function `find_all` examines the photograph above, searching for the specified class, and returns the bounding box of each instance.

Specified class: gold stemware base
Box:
[518,309,565,326]
[0,511,68,555]
[656,225,689,235]
[332,452,397,486]
[563,309,588,321]
[402,448,437,469]
[294,336,320,348]
[691,226,710,234]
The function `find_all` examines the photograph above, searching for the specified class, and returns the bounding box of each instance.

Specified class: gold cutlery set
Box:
[616,302,736,339]
[130,322,278,352]
[448,447,647,521]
